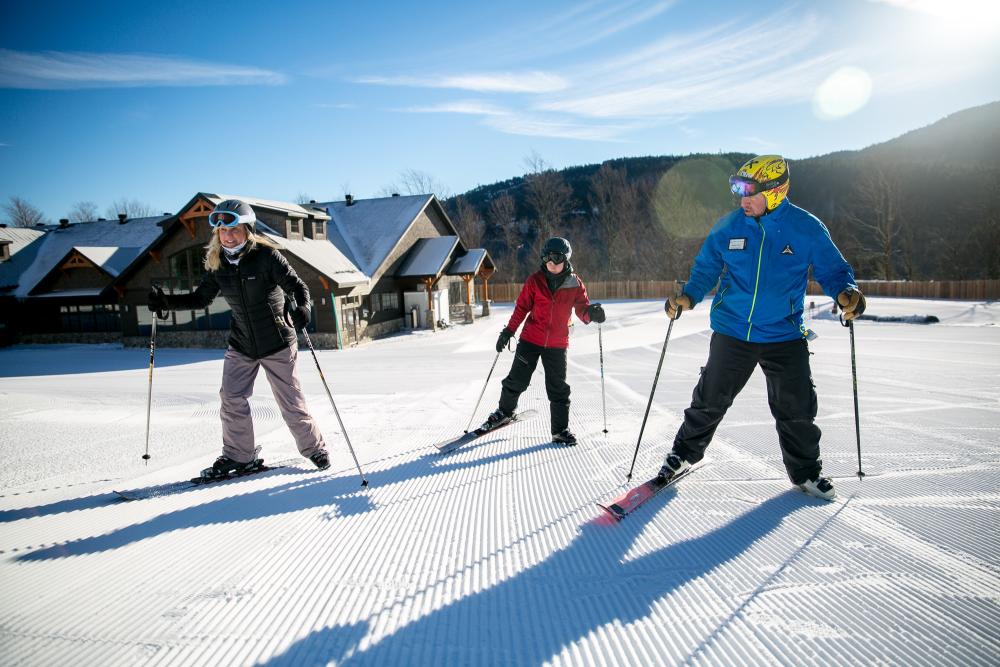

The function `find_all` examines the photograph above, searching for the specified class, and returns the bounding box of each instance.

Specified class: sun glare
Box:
[813,67,873,120]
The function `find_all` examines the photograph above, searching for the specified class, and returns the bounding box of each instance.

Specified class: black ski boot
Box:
[203,455,260,480]
[479,408,512,433]
[310,450,331,470]
[552,429,577,446]
[656,452,691,481]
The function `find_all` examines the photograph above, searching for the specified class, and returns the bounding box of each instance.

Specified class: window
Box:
[289,219,301,236]
[161,246,225,331]
[60,304,120,333]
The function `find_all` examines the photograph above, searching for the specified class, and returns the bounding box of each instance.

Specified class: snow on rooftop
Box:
[0,297,996,665]
[395,235,458,278]
[316,194,433,277]
[263,233,368,287]
[12,216,167,297]
[447,248,488,275]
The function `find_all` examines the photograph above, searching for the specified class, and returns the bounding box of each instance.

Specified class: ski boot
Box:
[552,429,578,446]
[478,408,512,433]
[310,450,331,470]
[201,455,263,480]
[798,476,837,501]
[656,452,691,482]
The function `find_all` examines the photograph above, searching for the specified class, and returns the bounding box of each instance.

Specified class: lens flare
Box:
[813,66,873,119]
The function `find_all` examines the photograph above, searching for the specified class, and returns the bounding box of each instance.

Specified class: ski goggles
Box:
[208,210,254,228]
[542,251,567,264]
[729,171,788,197]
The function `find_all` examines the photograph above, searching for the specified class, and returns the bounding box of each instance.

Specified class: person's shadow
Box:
[259,490,815,665]
[12,434,573,561]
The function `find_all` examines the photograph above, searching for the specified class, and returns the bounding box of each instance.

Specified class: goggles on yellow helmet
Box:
[729,170,789,198]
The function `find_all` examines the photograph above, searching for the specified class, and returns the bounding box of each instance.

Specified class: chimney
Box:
[118,213,128,224]
[345,194,354,206]
[309,199,316,204]
[392,192,400,197]
[59,218,70,228]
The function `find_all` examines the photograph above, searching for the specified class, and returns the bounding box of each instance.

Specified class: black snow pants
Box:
[499,340,570,434]
[672,332,822,484]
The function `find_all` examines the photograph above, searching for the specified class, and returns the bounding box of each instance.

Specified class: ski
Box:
[597,463,703,521]
[434,409,539,454]
[113,461,289,501]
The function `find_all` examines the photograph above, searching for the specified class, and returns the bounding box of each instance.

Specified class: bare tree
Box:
[67,201,99,223]
[588,163,640,279]
[378,170,453,200]
[449,196,484,248]
[523,155,572,242]
[295,193,313,205]
[848,162,904,280]
[106,198,155,219]
[2,196,47,227]
[486,193,522,281]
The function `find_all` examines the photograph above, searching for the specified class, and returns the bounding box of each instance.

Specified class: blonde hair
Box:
[204,225,280,271]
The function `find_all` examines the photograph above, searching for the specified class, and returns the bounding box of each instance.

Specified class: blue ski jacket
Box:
[683,199,857,343]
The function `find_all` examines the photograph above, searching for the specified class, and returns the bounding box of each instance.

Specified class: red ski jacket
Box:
[506,269,592,349]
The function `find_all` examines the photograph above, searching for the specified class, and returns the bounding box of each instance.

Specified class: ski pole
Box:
[464,350,502,433]
[141,315,157,464]
[842,316,865,479]
[598,322,608,434]
[625,307,680,481]
[299,327,368,487]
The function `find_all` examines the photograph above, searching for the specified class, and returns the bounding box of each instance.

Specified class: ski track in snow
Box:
[0,298,998,666]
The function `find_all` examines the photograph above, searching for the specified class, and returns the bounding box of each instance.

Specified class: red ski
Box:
[597,464,702,520]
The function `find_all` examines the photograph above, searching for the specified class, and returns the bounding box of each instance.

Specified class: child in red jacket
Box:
[480,237,605,445]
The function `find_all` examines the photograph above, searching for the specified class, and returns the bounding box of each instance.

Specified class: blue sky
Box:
[2,0,999,220]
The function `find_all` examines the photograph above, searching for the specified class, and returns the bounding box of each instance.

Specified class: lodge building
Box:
[0,193,495,348]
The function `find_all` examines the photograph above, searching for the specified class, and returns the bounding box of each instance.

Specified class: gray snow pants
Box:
[220,344,327,463]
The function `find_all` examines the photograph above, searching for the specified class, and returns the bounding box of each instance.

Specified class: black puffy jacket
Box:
[165,245,310,359]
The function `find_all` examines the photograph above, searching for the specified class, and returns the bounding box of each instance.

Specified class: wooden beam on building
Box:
[461,274,474,304]
[148,248,162,264]
[318,275,330,292]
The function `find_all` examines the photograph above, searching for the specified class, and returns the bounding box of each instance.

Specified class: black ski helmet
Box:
[540,237,572,261]
[208,199,256,231]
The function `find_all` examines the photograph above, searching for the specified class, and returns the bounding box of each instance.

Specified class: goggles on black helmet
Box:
[729,170,788,197]
[542,251,567,265]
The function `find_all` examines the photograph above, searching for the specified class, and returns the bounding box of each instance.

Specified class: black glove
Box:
[147,286,167,315]
[587,303,606,324]
[290,305,311,330]
[496,328,514,353]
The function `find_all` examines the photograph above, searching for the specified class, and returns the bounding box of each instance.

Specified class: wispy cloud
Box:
[398,101,509,116]
[355,71,568,94]
[483,114,636,142]
[0,49,286,89]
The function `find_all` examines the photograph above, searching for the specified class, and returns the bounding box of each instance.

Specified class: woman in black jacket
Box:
[149,199,331,476]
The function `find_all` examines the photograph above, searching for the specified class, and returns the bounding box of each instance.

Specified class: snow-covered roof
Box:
[396,236,459,278]
[315,195,434,277]
[447,248,489,276]
[0,227,48,292]
[262,233,368,288]
[13,216,167,298]
[0,227,46,255]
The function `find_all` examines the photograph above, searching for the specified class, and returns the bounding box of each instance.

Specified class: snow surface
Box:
[0,297,998,666]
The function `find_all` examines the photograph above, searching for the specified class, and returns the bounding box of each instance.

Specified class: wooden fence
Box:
[482,279,1000,303]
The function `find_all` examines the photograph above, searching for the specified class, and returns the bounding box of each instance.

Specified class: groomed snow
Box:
[0,297,997,666]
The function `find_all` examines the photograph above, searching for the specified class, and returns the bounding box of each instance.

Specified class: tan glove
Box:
[664,294,693,320]
[837,289,867,321]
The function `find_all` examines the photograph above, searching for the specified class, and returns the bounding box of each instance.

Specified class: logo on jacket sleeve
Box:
[781,244,795,255]
[728,237,747,251]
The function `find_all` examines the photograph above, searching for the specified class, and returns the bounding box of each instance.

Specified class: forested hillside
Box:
[446,102,1000,282]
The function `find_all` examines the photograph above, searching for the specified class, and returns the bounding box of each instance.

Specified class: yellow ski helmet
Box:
[729,155,789,212]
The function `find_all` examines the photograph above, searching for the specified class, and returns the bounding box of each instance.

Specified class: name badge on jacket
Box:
[728,237,747,251]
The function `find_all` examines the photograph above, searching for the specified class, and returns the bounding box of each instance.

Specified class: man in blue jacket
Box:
[660,155,865,500]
